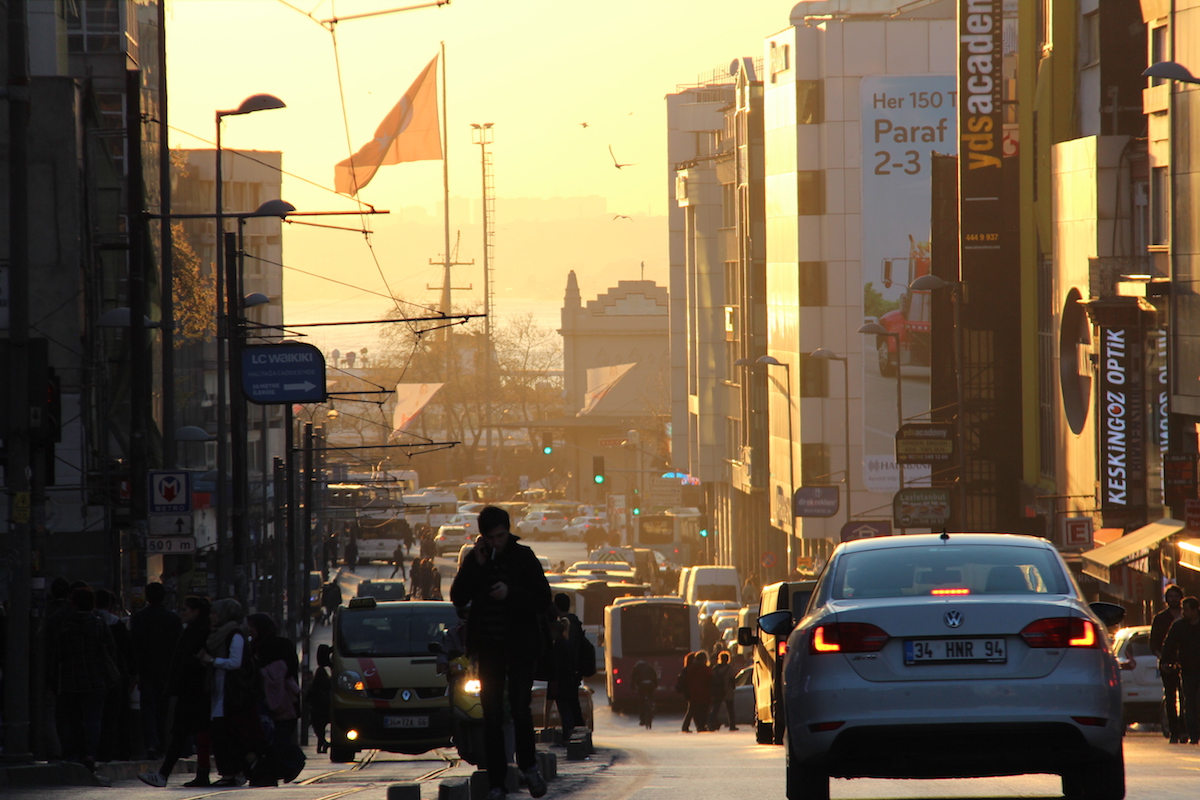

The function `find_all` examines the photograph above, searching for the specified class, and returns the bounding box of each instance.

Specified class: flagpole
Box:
[440,41,452,339]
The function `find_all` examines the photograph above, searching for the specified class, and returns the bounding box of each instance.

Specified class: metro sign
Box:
[148,470,191,515]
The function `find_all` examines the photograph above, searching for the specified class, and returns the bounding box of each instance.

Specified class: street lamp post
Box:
[858,322,905,532]
[471,122,495,470]
[911,273,967,527]
[214,93,285,596]
[810,348,851,529]
[737,355,795,578]
[1143,61,1197,503]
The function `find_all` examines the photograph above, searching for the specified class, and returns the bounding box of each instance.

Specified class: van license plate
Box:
[385,716,429,729]
[904,638,1006,664]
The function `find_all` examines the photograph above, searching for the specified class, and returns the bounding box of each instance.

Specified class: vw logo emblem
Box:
[401,689,412,702]
[944,610,964,628]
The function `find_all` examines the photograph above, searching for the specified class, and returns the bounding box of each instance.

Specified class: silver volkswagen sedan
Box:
[765,532,1125,800]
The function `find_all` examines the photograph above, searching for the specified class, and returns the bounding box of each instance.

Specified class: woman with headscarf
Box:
[246,613,303,785]
[197,598,253,787]
[139,596,213,787]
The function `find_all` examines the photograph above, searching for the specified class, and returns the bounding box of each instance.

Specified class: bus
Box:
[633,508,704,566]
[325,483,456,563]
[604,596,700,713]
[550,579,650,672]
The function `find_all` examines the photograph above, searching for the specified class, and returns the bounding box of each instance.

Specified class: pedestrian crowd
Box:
[673,643,739,733]
[34,575,306,787]
[1154,584,1200,744]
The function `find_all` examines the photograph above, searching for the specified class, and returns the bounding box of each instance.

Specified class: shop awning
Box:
[1082,518,1183,583]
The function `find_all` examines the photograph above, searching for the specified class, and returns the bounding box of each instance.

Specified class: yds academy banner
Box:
[860,75,956,493]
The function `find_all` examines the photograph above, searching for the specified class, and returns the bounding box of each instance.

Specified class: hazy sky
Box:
[164,0,799,351]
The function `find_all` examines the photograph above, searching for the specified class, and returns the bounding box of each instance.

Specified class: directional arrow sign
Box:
[241,342,327,404]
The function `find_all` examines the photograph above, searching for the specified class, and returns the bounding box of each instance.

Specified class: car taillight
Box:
[1020,617,1102,649]
[808,622,890,654]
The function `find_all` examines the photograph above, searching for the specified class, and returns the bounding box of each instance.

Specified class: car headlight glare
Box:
[464,678,482,694]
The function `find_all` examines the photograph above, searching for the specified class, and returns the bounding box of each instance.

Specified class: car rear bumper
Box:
[786,671,1122,777]
[793,721,1119,779]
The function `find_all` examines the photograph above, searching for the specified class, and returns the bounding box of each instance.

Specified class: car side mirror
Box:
[1089,601,1126,629]
[758,610,794,637]
[736,626,759,647]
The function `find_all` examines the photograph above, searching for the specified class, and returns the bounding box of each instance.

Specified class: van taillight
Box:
[1020,617,1102,649]
[808,622,889,654]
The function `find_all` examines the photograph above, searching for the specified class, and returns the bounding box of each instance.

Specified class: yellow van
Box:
[329,597,459,762]
[736,580,816,745]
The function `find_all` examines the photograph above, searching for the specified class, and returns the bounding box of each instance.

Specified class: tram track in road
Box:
[166,748,461,800]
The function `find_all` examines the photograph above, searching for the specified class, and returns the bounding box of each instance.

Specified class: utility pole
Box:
[3,0,33,760]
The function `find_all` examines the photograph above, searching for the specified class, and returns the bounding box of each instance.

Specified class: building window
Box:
[797,171,825,216]
[1150,26,1170,86]
[796,81,823,125]
[67,0,122,54]
[1081,12,1100,67]
[801,443,832,486]
[799,262,827,306]
[769,41,791,83]
[799,353,828,398]
[1151,166,1169,246]
[721,183,736,228]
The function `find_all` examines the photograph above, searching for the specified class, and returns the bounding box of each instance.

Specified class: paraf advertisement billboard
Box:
[860,75,957,493]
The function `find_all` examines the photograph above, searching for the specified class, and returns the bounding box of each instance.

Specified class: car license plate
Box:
[384,716,429,729]
[904,638,1006,665]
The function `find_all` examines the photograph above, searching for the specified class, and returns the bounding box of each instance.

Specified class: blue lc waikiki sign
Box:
[241,342,327,404]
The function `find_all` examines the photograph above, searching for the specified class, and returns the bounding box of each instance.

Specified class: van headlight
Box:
[336,670,368,696]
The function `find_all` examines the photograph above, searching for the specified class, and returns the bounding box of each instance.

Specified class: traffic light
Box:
[592,455,606,484]
[699,513,710,538]
[541,432,553,455]
[632,486,640,515]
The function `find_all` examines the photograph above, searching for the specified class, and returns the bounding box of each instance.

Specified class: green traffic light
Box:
[594,474,605,484]
[700,529,709,537]
[543,445,553,455]
[632,507,640,515]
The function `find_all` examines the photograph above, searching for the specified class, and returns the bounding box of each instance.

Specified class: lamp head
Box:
[232,93,287,116]
[1144,61,1200,84]
[756,355,785,367]
[809,347,844,361]
[244,292,271,308]
[858,321,889,336]
[252,199,295,218]
[910,274,949,291]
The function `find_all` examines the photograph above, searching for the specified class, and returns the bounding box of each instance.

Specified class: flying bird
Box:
[580,122,589,128]
[613,214,632,221]
[608,144,635,169]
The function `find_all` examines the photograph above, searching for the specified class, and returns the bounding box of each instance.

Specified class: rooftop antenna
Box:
[940,528,950,541]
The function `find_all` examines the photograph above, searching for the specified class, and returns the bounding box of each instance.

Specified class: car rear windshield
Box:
[829,544,1070,600]
[337,605,457,657]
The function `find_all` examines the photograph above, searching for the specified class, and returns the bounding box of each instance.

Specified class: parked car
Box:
[563,561,637,582]
[434,524,474,556]
[515,511,570,540]
[768,533,1126,800]
[732,665,755,726]
[1112,624,1163,727]
[736,580,816,744]
[564,516,607,543]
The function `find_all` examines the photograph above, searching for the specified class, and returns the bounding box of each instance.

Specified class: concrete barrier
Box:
[388,781,422,800]
[439,776,471,800]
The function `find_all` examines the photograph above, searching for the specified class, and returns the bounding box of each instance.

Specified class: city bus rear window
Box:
[620,604,691,657]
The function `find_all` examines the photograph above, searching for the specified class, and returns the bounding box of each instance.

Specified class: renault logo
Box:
[401,689,412,702]
[944,610,964,628]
